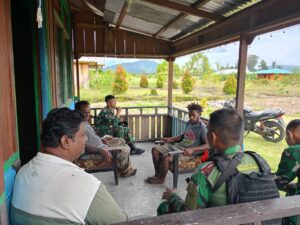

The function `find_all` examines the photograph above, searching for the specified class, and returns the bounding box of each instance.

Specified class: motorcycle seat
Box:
[247,109,281,119]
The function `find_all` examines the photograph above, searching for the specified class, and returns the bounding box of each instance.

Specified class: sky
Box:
[99,24,300,70]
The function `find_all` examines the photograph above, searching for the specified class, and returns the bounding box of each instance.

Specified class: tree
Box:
[156,60,181,79]
[259,60,268,70]
[112,65,128,94]
[181,70,194,94]
[247,54,259,71]
[139,74,149,88]
[272,60,277,69]
[183,52,213,79]
[223,75,237,95]
[156,74,163,88]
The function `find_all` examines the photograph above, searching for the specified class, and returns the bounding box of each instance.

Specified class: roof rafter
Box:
[116,0,132,28]
[143,0,225,22]
[154,0,212,38]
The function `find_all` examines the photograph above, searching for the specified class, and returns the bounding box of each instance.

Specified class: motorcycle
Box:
[223,99,286,143]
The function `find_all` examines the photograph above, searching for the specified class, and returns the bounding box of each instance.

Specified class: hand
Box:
[183,148,194,156]
[161,137,172,143]
[116,107,122,116]
[162,188,174,201]
[101,136,113,144]
[100,149,112,162]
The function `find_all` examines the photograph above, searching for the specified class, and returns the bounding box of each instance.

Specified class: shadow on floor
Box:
[93,142,191,219]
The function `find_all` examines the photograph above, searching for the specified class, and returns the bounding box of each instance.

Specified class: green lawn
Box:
[244,132,286,172]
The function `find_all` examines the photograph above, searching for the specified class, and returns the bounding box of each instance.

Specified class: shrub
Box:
[139,74,149,88]
[181,70,194,94]
[200,97,208,109]
[156,74,164,88]
[223,75,237,95]
[150,89,158,95]
[112,65,128,94]
[172,80,179,89]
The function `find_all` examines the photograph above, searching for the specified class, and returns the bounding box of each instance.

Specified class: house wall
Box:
[73,63,90,88]
[257,74,285,80]
[0,0,19,224]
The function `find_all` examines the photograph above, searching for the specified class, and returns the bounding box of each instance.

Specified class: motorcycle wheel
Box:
[262,121,285,143]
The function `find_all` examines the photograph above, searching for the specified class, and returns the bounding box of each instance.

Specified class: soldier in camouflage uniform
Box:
[276,119,300,225]
[75,101,137,177]
[157,109,261,214]
[95,95,145,155]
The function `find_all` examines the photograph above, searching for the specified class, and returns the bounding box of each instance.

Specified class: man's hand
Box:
[100,149,112,162]
[116,107,122,116]
[161,137,172,143]
[183,148,194,156]
[101,136,113,144]
[162,188,174,201]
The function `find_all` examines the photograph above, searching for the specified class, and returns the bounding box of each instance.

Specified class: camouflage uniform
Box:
[276,144,300,225]
[157,145,259,215]
[84,121,134,176]
[95,106,133,143]
[104,138,134,176]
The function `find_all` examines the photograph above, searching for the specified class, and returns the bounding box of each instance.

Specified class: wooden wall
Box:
[74,12,172,59]
[0,0,18,223]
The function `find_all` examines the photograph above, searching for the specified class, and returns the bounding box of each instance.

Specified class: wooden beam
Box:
[172,0,300,57]
[235,34,248,117]
[116,0,131,29]
[154,0,211,37]
[144,0,224,21]
[167,57,175,111]
[75,58,80,99]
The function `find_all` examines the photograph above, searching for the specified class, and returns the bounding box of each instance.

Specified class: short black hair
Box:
[105,95,115,103]
[209,108,243,145]
[287,119,300,132]
[187,103,203,113]
[41,108,84,148]
[75,100,90,110]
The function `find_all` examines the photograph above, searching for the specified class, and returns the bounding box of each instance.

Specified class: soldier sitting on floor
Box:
[76,101,137,177]
[95,95,145,155]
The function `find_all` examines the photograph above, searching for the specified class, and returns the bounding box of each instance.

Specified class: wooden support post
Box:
[75,57,80,100]
[236,35,249,116]
[167,57,174,113]
[236,35,254,146]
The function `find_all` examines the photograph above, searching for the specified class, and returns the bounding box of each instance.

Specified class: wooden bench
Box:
[75,149,120,185]
[113,195,300,225]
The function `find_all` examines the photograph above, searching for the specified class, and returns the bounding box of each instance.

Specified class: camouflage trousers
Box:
[112,126,134,143]
[104,137,134,175]
[97,125,134,144]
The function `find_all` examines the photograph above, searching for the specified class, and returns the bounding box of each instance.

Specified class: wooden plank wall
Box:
[0,0,18,169]
[73,12,171,58]
[0,0,18,223]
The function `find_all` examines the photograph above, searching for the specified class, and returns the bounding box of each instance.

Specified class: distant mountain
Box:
[104,60,158,74]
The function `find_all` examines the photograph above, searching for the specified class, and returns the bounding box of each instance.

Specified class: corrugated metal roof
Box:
[72,0,262,41]
[122,15,163,35]
[256,69,291,74]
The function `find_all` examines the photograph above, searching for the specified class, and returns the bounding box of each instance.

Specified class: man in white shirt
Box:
[75,101,137,177]
[11,107,127,225]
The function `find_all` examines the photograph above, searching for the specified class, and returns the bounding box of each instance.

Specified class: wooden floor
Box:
[93,142,191,219]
